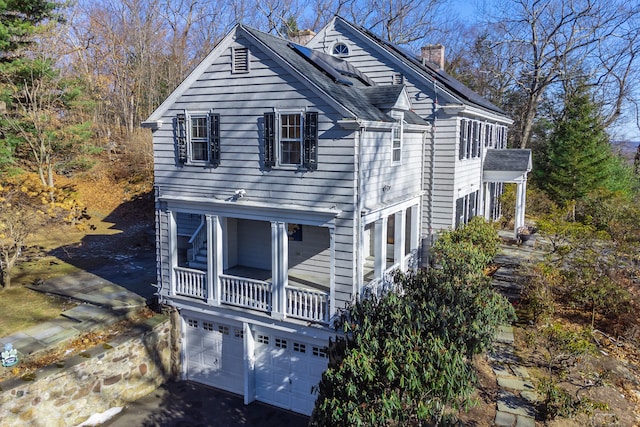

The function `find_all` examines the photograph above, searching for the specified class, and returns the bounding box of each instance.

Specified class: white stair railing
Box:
[188,219,206,262]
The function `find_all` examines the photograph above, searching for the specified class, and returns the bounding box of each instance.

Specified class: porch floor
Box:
[224,265,330,292]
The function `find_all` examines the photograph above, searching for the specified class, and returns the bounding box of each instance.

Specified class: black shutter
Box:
[209,113,220,166]
[455,197,464,229]
[176,113,187,164]
[264,112,275,168]
[303,112,318,170]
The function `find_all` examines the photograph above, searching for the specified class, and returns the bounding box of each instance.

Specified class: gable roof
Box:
[243,26,426,125]
[320,16,506,116]
[144,24,428,128]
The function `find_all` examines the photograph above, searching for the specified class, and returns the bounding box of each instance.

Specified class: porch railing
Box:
[175,266,207,299]
[362,264,402,299]
[220,274,272,312]
[286,287,329,323]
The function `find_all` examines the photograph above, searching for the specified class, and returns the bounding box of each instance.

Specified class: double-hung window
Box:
[175,111,220,166]
[280,113,302,165]
[391,113,403,163]
[264,111,318,169]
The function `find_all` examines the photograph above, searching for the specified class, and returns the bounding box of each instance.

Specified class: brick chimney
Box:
[421,44,445,70]
[290,29,316,46]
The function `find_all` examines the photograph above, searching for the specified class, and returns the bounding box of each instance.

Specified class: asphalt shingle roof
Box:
[243,26,428,126]
[484,149,532,172]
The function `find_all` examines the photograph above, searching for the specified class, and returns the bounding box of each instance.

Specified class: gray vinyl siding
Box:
[152,33,358,311]
[428,117,458,232]
[288,225,330,284]
[156,208,170,298]
[236,219,271,270]
[153,35,355,211]
[360,129,423,209]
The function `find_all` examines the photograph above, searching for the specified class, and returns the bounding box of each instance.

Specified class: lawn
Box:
[0,286,77,338]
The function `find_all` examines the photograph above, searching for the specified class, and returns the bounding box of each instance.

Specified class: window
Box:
[312,346,328,358]
[218,325,229,335]
[455,190,480,228]
[458,118,483,160]
[293,342,306,353]
[275,338,287,349]
[263,111,318,169]
[175,111,220,166]
[280,113,301,165]
[232,47,249,73]
[391,113,403,163]
[203,321,214,331]
[234,328,244,339]
[257,334,269,344]
[332,42,349,56]
[187,319,198,328]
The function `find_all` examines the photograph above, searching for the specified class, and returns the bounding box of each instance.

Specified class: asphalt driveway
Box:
[104,380,310,427]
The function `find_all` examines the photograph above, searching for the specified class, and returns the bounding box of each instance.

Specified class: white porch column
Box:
[271,221,288,320]
[394,211,406,270]
[168,210,177,297]
[329,227,336,319]
[374,217,387,279]
[484,182,491,221]
[409,205,420,270]
[206,214,222,306]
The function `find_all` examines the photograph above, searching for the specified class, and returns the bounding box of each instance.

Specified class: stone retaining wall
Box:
[0,316,173,427]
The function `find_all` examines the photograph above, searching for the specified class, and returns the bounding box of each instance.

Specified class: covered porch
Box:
[361,200,421,297]
[169,212,334,324]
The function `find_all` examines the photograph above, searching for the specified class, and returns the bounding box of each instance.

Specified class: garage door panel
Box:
[185,316,243,395]
[253,328,328,416]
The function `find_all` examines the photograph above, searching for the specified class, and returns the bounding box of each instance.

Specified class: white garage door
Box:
[253,328,329,415]
[184,316,244,395]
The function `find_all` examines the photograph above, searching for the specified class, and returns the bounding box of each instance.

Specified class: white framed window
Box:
[263,111,318,169]
[175,111,220,166]
[391,113,403,163]
[280,113,302,165]
[332,42,349,56]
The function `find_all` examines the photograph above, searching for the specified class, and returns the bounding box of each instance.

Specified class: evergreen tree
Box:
[0,0,59,60]
[543,83,620,204]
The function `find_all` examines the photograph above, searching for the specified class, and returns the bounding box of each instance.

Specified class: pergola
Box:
[483,149,532,237]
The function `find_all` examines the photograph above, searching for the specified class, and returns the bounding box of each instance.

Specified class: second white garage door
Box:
[253,328,329,416]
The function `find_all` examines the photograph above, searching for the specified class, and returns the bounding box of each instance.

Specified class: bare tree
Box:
[487,0,640,148]
[0,192,36,288]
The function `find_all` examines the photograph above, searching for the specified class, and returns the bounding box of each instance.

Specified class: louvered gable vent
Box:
[233,47,249,73]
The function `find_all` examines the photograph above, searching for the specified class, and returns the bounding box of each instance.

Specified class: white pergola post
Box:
[513,177,527,236]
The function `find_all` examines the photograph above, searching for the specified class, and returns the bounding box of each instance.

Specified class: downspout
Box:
[355,124,365,299]
[424,80,438,267]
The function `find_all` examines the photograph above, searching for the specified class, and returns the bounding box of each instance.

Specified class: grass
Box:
[0,287,77,338]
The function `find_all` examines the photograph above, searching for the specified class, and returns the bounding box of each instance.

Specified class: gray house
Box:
[142,17,530,416]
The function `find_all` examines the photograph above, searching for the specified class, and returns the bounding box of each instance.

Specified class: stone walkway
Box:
[0,270,151,364]
[490,234,546,426]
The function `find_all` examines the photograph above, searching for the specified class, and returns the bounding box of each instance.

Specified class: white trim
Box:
[159,194,339,226]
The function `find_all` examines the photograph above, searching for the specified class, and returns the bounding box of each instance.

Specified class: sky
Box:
[450,0,640,142]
